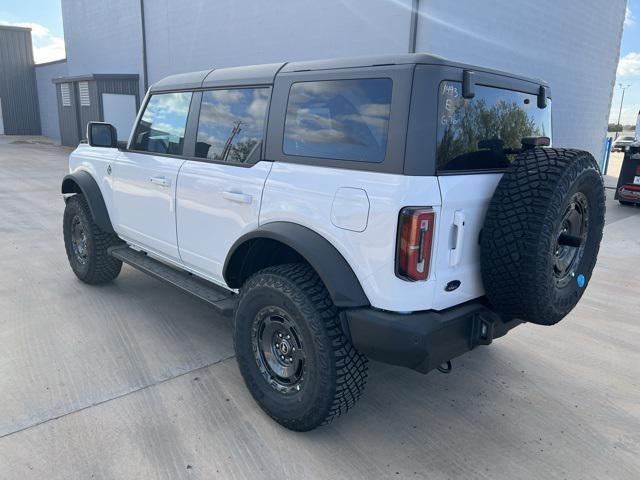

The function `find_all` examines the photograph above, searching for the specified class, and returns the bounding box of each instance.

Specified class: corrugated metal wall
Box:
[54,75,139,146]
[55,80,80,146]
[96,78,140,102]
[0,26,41,135]
[77,80,100,141]
[35,59,68,141]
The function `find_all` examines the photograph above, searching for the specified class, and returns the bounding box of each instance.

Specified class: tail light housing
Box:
[396,207,435,281]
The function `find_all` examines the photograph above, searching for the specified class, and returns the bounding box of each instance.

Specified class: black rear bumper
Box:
[344,301,522,374]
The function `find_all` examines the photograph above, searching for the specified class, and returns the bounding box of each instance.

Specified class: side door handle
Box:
[449,210,466,267]
[150,176,171,187]
[223,191,253,204]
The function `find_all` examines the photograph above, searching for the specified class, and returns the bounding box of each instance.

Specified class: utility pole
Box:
[615,83,631,139]
[221,121,243,161]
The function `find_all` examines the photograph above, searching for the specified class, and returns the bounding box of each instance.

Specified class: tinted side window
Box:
[283,79,392,163]
[436,81,552,171]
[195,88,269,163]
[132,92,192,155]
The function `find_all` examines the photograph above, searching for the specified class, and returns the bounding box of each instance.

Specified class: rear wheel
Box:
[63,194,123,284]
[234,263,368,431]
[481,148,605,325]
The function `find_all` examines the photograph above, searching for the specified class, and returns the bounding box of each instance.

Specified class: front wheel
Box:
[63,194,123,284]
[234,263,368,431]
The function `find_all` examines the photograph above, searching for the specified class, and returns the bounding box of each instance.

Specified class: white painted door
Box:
[433,174,502,310]
[113,151,184,261]
[102,93,137,141]
[430,80,552,310]
[112,91,192,261]
[175,87,272,284]
[176,161,272,283]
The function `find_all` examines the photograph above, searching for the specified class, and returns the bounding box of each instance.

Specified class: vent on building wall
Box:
[79,82,90,107]
[61,83,71,107]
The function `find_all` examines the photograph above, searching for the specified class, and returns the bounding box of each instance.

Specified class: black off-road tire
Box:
[481,148,605,326]
[63,194,123,284]
[234,263,368,431]
[619,200,636,206]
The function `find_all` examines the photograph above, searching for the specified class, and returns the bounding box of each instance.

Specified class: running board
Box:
[108,246,236,316]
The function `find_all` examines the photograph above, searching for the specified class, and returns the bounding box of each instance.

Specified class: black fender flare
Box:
[224,222,370,308]
[61,170,115,233]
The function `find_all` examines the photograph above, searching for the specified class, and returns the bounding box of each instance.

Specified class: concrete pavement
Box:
[0,136,638,479]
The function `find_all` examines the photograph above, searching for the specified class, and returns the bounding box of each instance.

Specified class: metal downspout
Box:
[139,0,149,92]
[409,0,420,53]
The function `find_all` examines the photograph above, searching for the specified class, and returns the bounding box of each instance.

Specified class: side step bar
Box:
[108,246,236,316]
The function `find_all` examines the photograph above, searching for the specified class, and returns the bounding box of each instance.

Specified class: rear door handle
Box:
[449,210,466,267]
[223,191,253,204]
[150,176,171,187]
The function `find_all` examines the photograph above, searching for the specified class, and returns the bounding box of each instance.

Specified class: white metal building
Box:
[34,0,626,159]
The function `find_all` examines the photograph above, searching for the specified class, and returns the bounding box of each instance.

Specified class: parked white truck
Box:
[61,54,605,431]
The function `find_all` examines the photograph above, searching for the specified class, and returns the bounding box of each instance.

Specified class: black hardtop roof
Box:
[149,53,547,92]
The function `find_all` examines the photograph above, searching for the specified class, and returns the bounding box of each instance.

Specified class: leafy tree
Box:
[227,138,258,162]
[437,100,541,168]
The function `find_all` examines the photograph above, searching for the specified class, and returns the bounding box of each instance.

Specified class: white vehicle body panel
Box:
[175,160,272,284]
[65,56,540,315]
[260,162,447,312]
[69,143,499,313]
[68,144,120,218]
[433,174,502,310]
[112,150,184,262]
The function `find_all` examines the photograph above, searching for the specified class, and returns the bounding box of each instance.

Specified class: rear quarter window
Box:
[283,78,392,163]
[436,81,551,172]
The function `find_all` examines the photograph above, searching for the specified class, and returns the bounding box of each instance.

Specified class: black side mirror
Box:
[87,122,118,148]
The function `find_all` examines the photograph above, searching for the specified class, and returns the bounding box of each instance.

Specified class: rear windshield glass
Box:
[283,78,392,163]
[436,81,551,171]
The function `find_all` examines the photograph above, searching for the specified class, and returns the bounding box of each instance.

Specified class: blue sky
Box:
[0,1,638,123]
[612,1,640,125]
[0,0,64,63]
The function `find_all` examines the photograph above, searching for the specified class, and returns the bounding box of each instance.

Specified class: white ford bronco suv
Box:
[61,54,605,431]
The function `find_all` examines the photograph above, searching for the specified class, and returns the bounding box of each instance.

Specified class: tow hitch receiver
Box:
[471,314,495,347]
[345,302,522,374]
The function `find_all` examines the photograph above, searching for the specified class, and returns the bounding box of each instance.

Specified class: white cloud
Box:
[625,7,636,27]
[0,21,65,63]
[33,35,65,64]
[617,52,640,76]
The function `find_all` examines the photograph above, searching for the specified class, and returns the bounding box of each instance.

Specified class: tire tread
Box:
[235,263,368,431]
[63,194,122,284]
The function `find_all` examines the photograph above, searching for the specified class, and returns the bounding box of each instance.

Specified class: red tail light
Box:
[396,207,435,281]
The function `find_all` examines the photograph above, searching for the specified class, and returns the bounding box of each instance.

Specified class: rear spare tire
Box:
[481,148,605,326]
